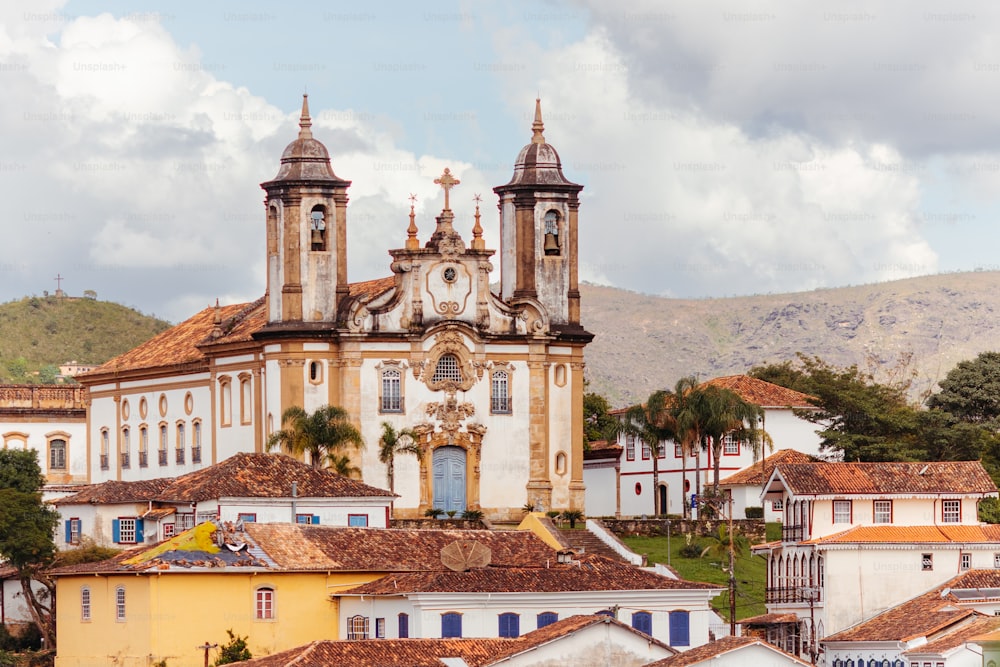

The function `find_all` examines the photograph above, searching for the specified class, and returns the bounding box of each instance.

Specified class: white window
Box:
[722,434,739,455]
[348,614,369,640]
[81,586,91,621]
[69,518,81,544]
[833,500,851,524]
[491,370,511,414]
[942,500,961,523]
[162,523,175,539]
[961,553,971,570]
[376,617,386,639]
[381,369,402,413]
[641,439,651,459]
[115,586,126,621]
[49,438,67,470]
[874,500,892,524]
[626,435,636,460]
[772,499,784,511]
[922,553,933,571]
[176,513,195,531]
[256,587,274,620]
[118,518,137,544]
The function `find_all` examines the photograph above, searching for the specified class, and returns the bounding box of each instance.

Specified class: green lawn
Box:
[622,523,777,621]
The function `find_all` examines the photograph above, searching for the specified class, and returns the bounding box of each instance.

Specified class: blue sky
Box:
[2,1,999,321]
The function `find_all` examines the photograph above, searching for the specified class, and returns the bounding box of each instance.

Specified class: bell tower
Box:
[260,95,352,323]
[493,99,583,326]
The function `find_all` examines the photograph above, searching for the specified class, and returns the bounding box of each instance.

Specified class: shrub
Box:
[214,629,251,665]
[424,508,444,519]
[461,509,483,521]
[679,543,703,558]
[561,510,584,529]
[745,506,764,519]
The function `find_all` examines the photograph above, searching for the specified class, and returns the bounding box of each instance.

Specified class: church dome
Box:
[502,99,578,187]
[270,95,344,182]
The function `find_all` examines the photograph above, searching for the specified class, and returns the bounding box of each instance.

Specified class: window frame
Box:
[537,611,558,629]
[219,376,232,427]
[441,612,463,638]
[498,612,520,638]
[641,438,651,460]
[490,369,512,414]
[922,553,933,571]
[255,586,275,621]
[961,552,972,570]
[348,514,369,527]
[115,586,126,622]
[873,500,892,524]
[81,586,91,622]
[669,609,690,647]
[833,499,852,524]
[398,612,409,638]
[722,433,740,456]
[48,437,67,471]
[347,614,369,640]
[942,499,961,523]
[116,517,138,544]
[380,367,403,413]
[632,610,653,636]
[625,434,635,461]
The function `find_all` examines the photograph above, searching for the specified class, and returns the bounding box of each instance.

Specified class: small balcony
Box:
[765,586,823,604]
[175,448,185,465]
[100,453,109,470]
[782,524,804,542]
[159,450,168,466]
[138,451,148,467]
[120,453,130,469]
[192,446,202,464]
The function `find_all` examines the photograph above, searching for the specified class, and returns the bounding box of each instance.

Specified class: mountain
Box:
[0,295,171,382]
[580,271,1000,408]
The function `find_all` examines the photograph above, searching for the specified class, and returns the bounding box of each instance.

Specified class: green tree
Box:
[377,422,421,495]
[0,449,60,647]
[610,390,677,516]
[583,392,617,447]
[213,629,251,665]
[669,376,702,519]
[691,385,768,494]
[266,405,364,469]
[927,351,1000,426]
[750,355,922,462]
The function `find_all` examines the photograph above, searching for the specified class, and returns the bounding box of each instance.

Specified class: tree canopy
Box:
[926,351,1000,426]
[266,405,364,470]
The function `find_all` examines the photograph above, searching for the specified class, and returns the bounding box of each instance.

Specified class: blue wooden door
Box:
[433,446,466,513]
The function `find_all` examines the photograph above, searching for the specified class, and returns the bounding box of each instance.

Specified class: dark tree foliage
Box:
[213,629,252,665]
[583,392,617,446]
[927,351,1000,425]
[0,449,60,648]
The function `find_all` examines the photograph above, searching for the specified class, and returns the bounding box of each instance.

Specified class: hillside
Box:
[580,271,1000,407]
[0,295,171,382]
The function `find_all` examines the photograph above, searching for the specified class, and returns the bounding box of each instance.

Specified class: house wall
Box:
[804,497,983,541]
[583,462,618,517]
[54,571,378,667]
[696,643,806,667]
[612,407,822,519]
[499,622,676,666]
[0,399,86,484]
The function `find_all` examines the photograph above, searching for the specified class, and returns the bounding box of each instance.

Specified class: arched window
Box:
[491,370,511,414]
[138,426,148,467]
[625,434,636,461]
[310,206,327,251]
[255,587,274,620]
[632,611,652,636]
[48,438,67,471]
[100,429,110,470]
[442,612,462,638]
[172,420,184,464]
[431,354,462,384]
[192,420,203,463]
[498,612,520,638]
[240,374,253,424]
[543,209,561,256]
[121,427,130,468]
[219,376,232,427]
[381,368,402,413]
[555,452,567,475]
[115,586,126,621]
[347,614,368,639]
[537,612,558,629]
[172,423,184,466]
[80,586,91,621]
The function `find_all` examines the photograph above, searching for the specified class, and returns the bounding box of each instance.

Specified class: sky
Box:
[2,0,999,322]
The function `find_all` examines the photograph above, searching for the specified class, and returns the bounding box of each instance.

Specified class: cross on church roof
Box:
[434,168,460,211]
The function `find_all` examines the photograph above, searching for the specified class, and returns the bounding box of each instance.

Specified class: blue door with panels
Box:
[433,446,466,513]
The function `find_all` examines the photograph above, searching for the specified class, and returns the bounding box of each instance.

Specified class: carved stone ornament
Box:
[424,329,476,392]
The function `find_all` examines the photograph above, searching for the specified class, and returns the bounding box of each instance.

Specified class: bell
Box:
[543,232,560,255]
[311,229,323,245]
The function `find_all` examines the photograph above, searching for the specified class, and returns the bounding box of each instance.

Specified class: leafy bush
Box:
[679,543,703,558]
[561,510,584,529]
[744,506,764,519]
[460,509,483,521]
[546,510,561,520]
[213,629,251,666]
[423,508,444,519]
[980,497,1000,524]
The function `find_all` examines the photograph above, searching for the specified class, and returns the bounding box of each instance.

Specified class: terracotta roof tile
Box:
[584,439,622,460]
[740,612,800,625]
[243,524,557,571]
[903,616,1000,655]
[774,461,998,496]
[348,276,396,299]
[338,554,722,595]
[804,525,1000,545]
[647,635,810,667]
[53,478,173,505]
[702,375,817,408]
[204,298,267,345]
[720,449,818,486]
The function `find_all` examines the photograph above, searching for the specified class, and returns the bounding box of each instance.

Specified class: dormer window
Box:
[310,207,327,251]
[543,210,561,256]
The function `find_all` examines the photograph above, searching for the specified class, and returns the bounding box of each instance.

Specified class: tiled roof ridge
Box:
[205,296,266,342]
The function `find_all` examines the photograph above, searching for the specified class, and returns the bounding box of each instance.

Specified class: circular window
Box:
[159,394,168,417]
[121,399,130,421]
[138,397,148,419]
[635,482,642,495]
[443,266,457,282]
[184,392,194,415]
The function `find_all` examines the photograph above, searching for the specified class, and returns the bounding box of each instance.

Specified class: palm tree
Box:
[377,421,421,494]
[326,453,361,479]
[610,389,677,516]
[266,405,364,471]
[670,376,702,519]
[694,386,769,495]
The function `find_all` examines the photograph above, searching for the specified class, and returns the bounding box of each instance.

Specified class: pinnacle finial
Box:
[471,194,485,250]
[531,98,545,144]
[298,94,313,139]
[406,193,419,249]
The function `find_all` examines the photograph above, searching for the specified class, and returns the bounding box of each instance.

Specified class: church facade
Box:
[78,97,592,520]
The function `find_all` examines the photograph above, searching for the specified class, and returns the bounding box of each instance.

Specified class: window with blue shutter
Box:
[498,613,519,638]
[348,514,368,527]
[135,520,143,543]
[112,519,120,543]
[311,515,320,525]
[442,612,462,638]
[537,612,558,629]
[398,613,409,638]
[632,611,652,636]
[65,520,73,544]
[669,610,690,647]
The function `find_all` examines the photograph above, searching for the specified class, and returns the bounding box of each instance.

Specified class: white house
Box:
[0,384,87,485]
[646,635,811,667]
[227,614,677,666]
[747,460,1000,661]
[335,550,722,648]
[719,449,816,522]
[586,375,822,518]
[51,452,395,548]
[821,570,1000,667]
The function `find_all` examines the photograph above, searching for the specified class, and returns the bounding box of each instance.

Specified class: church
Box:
[77,97,592,520]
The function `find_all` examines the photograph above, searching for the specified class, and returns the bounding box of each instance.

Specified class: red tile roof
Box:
[54,453,392,505]
[804,524,1000,545]
[903,616,1000,655]
[773,461,998,496]
[584,439,622,461]
[646,635,810,666]
[703,375,817,409]
[338,553,721,595]
[720,449,818,486]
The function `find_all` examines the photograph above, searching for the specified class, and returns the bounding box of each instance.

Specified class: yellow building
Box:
[51,522,555,666]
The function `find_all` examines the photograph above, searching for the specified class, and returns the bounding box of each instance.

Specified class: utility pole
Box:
[196,641,218,667]
[728,491,736,636]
